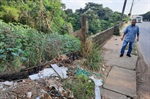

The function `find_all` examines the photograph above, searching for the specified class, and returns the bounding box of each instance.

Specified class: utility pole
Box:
[119,0,127,28]
[121,0,127,18]
[128,0,135,16]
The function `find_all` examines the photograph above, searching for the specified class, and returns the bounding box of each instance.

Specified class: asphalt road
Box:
[137,22,150,65]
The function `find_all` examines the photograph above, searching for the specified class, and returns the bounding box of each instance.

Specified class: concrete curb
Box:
[136,43,150,99]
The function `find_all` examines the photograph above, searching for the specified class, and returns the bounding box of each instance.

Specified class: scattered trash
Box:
[0,79,44,99]
[3,81,14,86]
[41,68,57,77]
[51,64,68,79]
[29,65,68,80]
[28,66,73,99]
[26,92,32,99]
[90,76,103,99]
[0,56,105,99]
[76,67,92,76]
[29,74,42,80]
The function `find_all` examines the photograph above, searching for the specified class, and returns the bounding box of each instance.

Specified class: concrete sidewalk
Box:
[101,35,138,99]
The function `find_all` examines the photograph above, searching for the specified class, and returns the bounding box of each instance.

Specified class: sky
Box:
[61,0,150,15]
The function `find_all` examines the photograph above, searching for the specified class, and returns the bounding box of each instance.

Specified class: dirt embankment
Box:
[136,44,150,99]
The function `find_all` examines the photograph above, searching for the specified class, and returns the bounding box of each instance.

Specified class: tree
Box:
[0,0,68,33]
[64,2,126,34]
[142,11,150,21]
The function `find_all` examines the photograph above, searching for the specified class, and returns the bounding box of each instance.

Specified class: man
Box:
[120,19,139,57]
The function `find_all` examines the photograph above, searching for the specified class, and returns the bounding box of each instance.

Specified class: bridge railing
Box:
[89,22,125,46]
[89,26,115,46]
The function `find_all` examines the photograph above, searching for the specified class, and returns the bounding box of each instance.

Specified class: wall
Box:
[89,21,126,46]
[89,26,115,46]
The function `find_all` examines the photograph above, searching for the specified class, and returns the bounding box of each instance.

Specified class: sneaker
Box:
[120,54,123,57]
[127,54,131,57]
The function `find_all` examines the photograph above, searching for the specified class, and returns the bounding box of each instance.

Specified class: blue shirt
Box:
[124,25,139,42]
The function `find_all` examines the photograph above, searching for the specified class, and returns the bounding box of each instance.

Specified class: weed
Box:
[63,74,94,99]
[81,38,102,71]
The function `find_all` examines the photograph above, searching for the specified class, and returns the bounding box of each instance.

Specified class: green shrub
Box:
[0,20,81,72]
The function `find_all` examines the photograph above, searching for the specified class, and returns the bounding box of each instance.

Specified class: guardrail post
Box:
[81,15,87,44]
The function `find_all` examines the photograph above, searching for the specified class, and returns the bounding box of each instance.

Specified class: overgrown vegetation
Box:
[63,74,95,99]
[0,20,81,72]
[0,1,128,73]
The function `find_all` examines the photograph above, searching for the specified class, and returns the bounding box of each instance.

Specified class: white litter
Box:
[26,92,32,99]
[29,74,41,80]
[41,68,58,77]
[51,64,68,79]
[3,81,14,86]
[90,76,103,99]
[29,65,68,80]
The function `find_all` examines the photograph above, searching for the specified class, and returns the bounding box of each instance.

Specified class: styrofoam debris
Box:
[90,76,103,99]
[29,65,68,80]
[51,64,68,79]
[3,81,14,86]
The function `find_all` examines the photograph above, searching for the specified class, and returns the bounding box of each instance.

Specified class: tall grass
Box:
[81,38,102,71]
